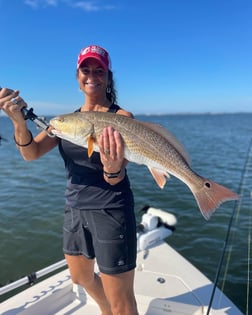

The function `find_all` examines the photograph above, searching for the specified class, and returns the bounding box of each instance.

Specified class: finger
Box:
[0,88,18,98]
[114,130,123,159]
[1,100,26,121]
[10,97,20,104]
[99,130,109,157]
[99,132,105,154]
[107,127,117,158]
[0,89,19,109]
[10,96,26,108]
[102,127,110,155]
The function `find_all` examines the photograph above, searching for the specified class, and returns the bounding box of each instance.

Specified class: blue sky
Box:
[1,0,251,115]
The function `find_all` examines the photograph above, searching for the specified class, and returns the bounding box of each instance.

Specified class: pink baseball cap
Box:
[77,45,111,70]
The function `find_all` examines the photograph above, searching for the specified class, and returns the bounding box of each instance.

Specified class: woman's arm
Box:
[0,87,59,160]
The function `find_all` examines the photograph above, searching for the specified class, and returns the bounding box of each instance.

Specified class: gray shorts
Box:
[63,206,137,274]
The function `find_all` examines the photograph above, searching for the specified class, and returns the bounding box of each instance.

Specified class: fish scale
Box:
[87,113,187,172]
[50,111,239,220]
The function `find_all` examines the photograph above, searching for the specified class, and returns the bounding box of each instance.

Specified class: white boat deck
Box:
[0,241,243,315]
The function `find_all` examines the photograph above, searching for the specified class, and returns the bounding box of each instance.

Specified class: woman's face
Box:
[77,59,109,97]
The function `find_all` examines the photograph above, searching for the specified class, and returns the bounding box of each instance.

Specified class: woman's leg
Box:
[101,269,139,315]
[65,254,112,315]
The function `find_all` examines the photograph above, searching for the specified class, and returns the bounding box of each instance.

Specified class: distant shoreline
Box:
[1,111,252,118]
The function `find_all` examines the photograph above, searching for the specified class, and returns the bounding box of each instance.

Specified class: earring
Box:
[106,86,111,93]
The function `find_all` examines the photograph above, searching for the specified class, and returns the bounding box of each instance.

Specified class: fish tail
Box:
[192,179,239,220]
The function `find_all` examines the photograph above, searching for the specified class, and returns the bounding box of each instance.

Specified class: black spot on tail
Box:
[205,182,211,188]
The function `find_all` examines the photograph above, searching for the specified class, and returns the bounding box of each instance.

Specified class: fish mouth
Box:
[49,117,63,135]
[50,129,62,136]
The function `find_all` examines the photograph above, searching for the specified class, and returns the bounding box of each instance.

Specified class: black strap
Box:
[108,103,121,113]
[75,103,121,113]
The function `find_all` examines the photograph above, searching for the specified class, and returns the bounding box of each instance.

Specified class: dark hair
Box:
[107,70,117,104]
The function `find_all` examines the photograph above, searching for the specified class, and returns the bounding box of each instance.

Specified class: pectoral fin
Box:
[148,167,170,189]
[88,135,95,158]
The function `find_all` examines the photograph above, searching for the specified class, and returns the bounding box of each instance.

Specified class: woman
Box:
[0,45,139,315]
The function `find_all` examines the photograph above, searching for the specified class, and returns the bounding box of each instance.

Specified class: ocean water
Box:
[0,113,251,313]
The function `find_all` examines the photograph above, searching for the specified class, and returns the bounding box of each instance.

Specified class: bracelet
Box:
[14,130,33,147]
[104,169,121,179]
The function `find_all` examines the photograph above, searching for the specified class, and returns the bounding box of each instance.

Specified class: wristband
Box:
[14,130,33,147]
[104,169,121,179]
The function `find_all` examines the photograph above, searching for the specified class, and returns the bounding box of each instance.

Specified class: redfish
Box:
[50,112,239,220]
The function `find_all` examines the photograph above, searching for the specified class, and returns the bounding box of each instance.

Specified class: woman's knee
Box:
[65,254,95,287]
[109,296,138,315]
[101,271,138,315]
[71,272,95,287]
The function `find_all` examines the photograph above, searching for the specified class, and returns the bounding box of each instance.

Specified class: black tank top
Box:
[58,104,134,210]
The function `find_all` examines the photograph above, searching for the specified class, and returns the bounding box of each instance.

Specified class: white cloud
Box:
[47,0,58,6]
[71,1,101,11]
[71,1,116,11]
[24,0,116,11]
[24,0,58,9]
[24,0,39,9]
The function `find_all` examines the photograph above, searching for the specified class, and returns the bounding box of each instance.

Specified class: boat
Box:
[0,206,243,315]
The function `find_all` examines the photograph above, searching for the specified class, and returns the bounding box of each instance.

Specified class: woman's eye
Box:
[95,69,105,76]
[79,68,106,76]
[80,68,89,74]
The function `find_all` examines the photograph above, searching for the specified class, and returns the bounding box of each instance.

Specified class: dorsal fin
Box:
[140,121,191,165]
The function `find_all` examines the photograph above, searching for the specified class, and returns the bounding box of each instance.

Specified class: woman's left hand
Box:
[99,126,125,175]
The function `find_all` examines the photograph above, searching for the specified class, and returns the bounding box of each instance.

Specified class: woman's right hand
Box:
[0,87,28,126]
[0,87,59,161]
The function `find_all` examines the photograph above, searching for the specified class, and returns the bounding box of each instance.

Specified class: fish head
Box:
[50,113,93,146]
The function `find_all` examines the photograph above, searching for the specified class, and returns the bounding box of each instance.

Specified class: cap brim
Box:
[78,56,108,70]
